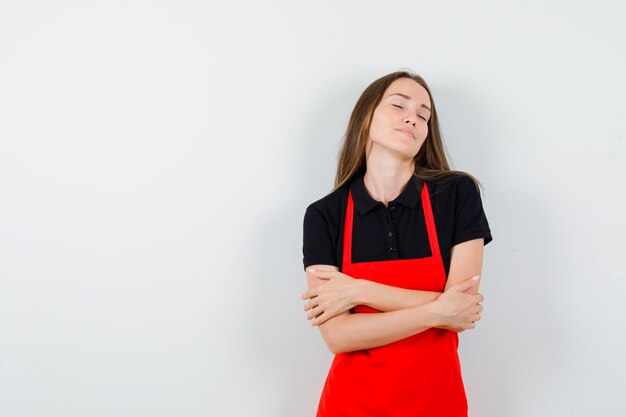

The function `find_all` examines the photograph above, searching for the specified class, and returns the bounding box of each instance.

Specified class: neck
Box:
[362,143,415,206]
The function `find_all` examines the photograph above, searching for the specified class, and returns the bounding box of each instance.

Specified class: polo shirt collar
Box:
[350,170,421,215]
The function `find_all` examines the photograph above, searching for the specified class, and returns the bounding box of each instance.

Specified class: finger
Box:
[310,270,334,278]
[452,275,480,292]
[317,270,336,275]
[458,276,480,291]
[310,310,320,325]
[311,311,327,326]
[304,300,317,311]
[313,313,327,326]
[307,305,320,320]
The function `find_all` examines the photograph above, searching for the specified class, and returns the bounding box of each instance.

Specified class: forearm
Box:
[356,279,442,312]
[328,302,440,354]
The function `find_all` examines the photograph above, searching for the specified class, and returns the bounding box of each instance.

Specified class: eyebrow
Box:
[387,93,431,112]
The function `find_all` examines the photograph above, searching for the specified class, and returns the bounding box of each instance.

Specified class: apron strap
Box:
[421,181,441,257]
[342,189,355,268]
[341,180,442,269]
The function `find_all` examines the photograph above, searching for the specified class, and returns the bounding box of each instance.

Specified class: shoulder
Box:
[303,182,349,227]
[302,183,349,271]
[426,171,477,188]
[424,172,479,200]
[429,172,492,246]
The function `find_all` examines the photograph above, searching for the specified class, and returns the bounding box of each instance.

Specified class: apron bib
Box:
[316,181,468,417]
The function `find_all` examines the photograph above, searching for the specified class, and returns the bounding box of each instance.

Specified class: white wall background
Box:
[1,1,625,416]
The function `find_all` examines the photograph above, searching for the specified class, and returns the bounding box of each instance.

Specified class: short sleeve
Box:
[452,176,493,247]
[302,204,338,271]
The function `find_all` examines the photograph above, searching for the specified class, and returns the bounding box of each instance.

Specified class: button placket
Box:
[383,206,399,259]
[388,203,398,224]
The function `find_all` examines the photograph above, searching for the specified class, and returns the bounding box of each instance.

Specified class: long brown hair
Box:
[333,70,483,193]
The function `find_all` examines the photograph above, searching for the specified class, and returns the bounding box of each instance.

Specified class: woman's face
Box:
[368,78,431,160]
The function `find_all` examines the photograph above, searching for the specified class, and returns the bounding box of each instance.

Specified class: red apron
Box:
[316,181,468,417]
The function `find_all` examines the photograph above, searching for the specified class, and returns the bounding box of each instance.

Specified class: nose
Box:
[402,111,416,125]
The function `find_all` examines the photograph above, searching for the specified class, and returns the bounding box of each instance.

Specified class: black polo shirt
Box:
[302,169,493,277]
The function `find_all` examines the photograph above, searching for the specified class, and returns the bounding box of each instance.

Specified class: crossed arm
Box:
[357,281,442,312]
[304,238,484,354]
[354,238,483,311]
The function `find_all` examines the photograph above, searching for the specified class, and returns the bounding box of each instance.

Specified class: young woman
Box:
[301,70,493,416]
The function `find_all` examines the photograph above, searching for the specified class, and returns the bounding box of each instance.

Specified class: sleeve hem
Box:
[452,230,493,247]
[303,257,339,271]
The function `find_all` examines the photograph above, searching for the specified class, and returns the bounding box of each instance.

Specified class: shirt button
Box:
[389,205,395,211]
[388,232,394,237]
[389,246,396,251]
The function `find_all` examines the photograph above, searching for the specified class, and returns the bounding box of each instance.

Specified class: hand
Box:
[431,275,484,332]
[301,270,361,326]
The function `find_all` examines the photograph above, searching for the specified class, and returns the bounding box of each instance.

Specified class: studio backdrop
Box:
[1,1,624,416]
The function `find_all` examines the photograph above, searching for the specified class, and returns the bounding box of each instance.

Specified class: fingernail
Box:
[472,275,480,280]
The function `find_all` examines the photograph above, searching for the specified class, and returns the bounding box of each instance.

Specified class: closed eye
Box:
[393,104,428,121]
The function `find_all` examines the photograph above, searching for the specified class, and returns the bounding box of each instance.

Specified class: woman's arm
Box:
[306,265,439,353]
[445,238,484,294]
[305,265,481,354]
[303,269,438,320]
[356,237,485,310]
[357,281,441,311]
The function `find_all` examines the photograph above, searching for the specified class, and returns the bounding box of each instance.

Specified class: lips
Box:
[395,128,415,140]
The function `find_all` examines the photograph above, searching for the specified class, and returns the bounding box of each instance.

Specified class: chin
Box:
[372,138,416,158]
[392,138,415,151]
